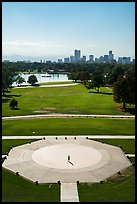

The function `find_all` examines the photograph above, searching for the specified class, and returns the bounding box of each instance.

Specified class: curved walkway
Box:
[2,114,135,120]
[14,83,79,89]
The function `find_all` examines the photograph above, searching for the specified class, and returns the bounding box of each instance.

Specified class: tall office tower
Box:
[104,55,109,62]
[74,49,81,62]
[89,55,94,62]
[108,50,114,61]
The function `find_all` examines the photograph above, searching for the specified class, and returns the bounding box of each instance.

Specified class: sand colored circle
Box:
[32,143,102,169]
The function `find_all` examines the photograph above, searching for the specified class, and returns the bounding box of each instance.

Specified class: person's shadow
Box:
[68,161,74,165]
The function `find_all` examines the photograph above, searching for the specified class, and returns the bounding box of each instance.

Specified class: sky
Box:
[2,2,135,62]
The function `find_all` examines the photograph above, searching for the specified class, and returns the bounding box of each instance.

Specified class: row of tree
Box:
[68,65,135,110]
[2,61,135,110]
[2,61,133,78]
[15,75,38,86]
[2,71,38,95]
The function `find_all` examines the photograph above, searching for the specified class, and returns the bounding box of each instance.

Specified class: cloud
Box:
[2,40,69,57]
[2,40,68,48]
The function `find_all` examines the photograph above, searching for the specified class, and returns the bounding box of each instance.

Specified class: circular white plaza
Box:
[32,144,102,169]
[2,137,131,183]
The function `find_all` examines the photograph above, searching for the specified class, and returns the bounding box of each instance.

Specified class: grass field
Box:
[2,166,135,202]
[2,139,39,154]
[2,118,135,136]
[2,83,135,202]
[2,138,135,202]
[78,166,135,202]
[2,84,134,117]
[92,139,135,154]
[2,168,60,202]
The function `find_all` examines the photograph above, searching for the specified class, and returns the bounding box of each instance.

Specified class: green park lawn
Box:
[78,166,135,202]
[2,138,135,202]
[2,83,135,202]
[2,168,60,202]
[2,117,135,136]
[2,84,134,117]
[2,165,135,202]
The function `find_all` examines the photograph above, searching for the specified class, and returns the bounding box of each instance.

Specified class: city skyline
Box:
[3,49,134,64]
[2,2,135,61]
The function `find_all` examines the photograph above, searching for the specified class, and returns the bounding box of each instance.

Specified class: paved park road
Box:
[2,113,135,120]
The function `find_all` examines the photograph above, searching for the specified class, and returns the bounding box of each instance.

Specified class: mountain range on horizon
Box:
[2,55,58,62]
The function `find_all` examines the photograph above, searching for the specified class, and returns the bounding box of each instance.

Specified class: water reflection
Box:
[13,73,72,86]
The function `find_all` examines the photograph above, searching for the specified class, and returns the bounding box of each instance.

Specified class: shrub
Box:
[10,98,18,109]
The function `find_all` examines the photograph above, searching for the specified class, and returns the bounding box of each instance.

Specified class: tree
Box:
[85,81,94,89]
[2,68,16,95]
[16,75,26,86]
[78,71,91,83]
[107,65,125,85]
[92,73,104,92]
[10,98,18,109]
[68,72,79,82]
[113,75,133,110]
[125,66,135,105]
[27,75,38,85]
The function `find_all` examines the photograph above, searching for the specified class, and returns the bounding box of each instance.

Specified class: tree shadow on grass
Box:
[4,94,21,98]
[10,107,20,110]
[2,98,10,103]
[89,91,113,95]
[123,107,135,115]
[4,90,11,93]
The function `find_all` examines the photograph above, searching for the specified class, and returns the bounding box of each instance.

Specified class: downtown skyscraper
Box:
[74,49,81,62]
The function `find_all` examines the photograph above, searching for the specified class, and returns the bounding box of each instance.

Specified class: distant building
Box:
[74,49,81,62]
[104,55,109,62]
[89,55,94,62]
[117,57,122,64]
[64,57,70,63]
[81,55,86,63]
[58,59,63,63]
[122,57,131,64]
[46,60,51,63]
[3,60,10,62]
[99,56,104,63]
[95,58,99,63]
[108,50,114,62]
[70,55,75,63]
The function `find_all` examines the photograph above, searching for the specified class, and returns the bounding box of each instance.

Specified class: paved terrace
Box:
[2,136,134,202]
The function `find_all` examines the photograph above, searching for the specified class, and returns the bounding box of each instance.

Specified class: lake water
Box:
[13,73,72,86]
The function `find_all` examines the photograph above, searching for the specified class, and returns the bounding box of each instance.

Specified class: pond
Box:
[12,73,72,86]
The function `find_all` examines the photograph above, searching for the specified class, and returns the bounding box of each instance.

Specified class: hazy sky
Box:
[2,2,135,61]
